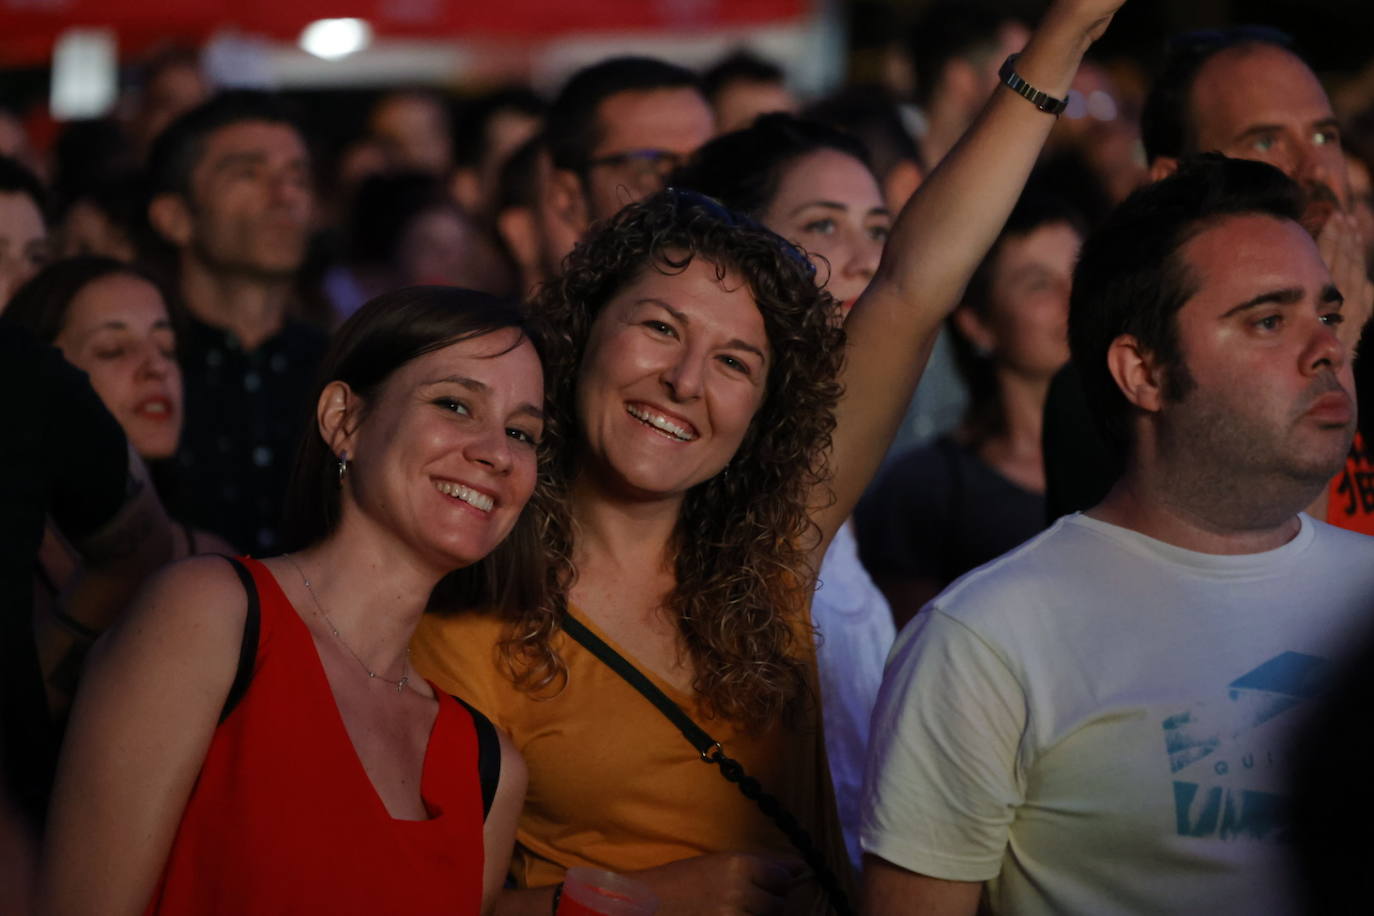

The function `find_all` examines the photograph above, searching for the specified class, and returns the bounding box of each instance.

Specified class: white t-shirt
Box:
[814,520,897,870]
[862,512,1374,915]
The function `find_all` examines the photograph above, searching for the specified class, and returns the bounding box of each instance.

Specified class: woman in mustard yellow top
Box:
[414,4,1126,913]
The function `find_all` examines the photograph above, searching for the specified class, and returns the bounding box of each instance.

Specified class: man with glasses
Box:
[542,56,715,250]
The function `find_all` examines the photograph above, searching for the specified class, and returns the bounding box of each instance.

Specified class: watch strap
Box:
[998,53,1069,116]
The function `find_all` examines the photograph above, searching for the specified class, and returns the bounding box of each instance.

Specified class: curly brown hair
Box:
[500,189,846,729]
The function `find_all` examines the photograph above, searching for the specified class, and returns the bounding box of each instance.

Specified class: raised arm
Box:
[812,0,1127,545]
[37,557,246,916]
[58,446,176,634]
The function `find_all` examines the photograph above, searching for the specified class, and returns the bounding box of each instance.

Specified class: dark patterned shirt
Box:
[174,314,326,553]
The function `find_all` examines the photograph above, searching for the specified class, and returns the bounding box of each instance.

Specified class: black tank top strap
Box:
[451,695,501,821]
[219,555,261,724]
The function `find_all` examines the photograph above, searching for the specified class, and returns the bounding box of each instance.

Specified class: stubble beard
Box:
[1156,370,1353,530]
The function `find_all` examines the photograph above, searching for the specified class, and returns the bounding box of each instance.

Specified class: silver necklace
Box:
[285,554,410,695]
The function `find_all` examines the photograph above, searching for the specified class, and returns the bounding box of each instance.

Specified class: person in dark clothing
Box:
[0,318,173,898]
[5,257,234,718]
[857,189,1084,625]
[145,91,327,552]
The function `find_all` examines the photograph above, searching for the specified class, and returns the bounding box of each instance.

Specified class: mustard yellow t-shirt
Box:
[411,606,851,904]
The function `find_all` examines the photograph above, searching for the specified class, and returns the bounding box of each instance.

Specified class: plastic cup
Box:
[555,867,659,916]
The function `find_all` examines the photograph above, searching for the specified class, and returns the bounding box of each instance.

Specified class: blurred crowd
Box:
[6,0,1374,912]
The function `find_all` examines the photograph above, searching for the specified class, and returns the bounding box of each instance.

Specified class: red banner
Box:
[1,0,806,66]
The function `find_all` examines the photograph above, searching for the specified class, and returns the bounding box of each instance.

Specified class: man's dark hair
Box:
[0,154,47,220]
[145,90,302,199]
[545,56,701,173]
[452,86,546,170]
[701,50,787,106]
[1069,154,1304,450]
[805,85,925,176]
[910,0,1021,106]
[1140,26,1297,164]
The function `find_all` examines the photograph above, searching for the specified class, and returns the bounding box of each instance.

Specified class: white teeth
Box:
[433,480,494,512]
[140,401,168,415]
[626,404,696,441]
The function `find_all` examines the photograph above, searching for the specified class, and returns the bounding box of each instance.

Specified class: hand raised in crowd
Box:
[1316,209,1374,349]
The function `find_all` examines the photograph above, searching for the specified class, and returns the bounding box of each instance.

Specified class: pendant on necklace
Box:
[396,677,408,694]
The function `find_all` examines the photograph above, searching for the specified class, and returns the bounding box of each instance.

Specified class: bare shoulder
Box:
[128,554,250,619]
[92,554,251,674]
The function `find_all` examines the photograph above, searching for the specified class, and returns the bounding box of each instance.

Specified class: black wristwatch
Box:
[998,53,1069,116]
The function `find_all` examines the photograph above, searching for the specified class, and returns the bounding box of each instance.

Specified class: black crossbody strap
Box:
[560,615,720,759]
[560,614,853,916]
[219,556,261,724]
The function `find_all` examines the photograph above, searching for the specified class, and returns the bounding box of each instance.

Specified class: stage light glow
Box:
[299,19,372,61]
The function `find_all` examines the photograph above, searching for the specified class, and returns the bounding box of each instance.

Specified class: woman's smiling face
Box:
[574,255,770,502]
[341,327,545,570]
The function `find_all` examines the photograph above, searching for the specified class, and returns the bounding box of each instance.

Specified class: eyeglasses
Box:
[584,148,686,193]
[663,187,818,280]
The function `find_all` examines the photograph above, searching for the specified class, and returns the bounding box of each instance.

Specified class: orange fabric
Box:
[148,557,485,915]
[1326,432,1374,535]
[412,607,849,902]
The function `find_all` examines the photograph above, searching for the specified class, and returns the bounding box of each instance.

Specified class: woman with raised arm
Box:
[39,287,549,916]
[667,113,897,874]
[413,2,1126,914]
[5,256,233,719]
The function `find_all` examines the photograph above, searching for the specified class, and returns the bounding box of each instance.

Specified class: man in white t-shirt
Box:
[861,154,1374,915]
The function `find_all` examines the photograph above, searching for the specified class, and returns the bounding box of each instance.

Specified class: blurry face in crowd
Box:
[959,221,1082,381]
[713,80,798,135]
[54,273,183,459]
[582,88,715,220]
[534,147,580,280]
[397,205,512,293]
[575,256,770,502]
[1188,44,1349,230]
[0,111,38,173]
[1154,214,1352,491]
[452,107,543,221]
[184,119,314,279]
[340,329,544,572]
[370,93,453,176]
[59,200,137,262]
[480,110,541,198]
[760,148,890,309]
[1345,152,1374,262]
[1057,61,1146,205]
[0,191,48,307]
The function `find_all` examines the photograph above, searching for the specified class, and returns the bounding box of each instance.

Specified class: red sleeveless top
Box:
[146,557,486,915]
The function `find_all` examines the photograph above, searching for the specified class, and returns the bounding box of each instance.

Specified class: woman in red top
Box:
[38,287,548,915]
